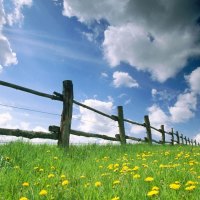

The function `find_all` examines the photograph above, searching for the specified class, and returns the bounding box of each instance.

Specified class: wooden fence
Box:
[0,80,199,149]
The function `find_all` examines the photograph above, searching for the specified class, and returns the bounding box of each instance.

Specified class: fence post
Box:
[59,80,73,149]
[184,136,187,145]
[117,106,126,145]
[181,134,184,145]
[187,138,190,145]
[191,139,193,146]
[171,128,174,145]
[160,125,165,144]
[194,140,197,146]
[144,115,152,144]
[176,131,180,145]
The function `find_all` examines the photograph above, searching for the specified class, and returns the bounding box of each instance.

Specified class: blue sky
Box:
[0,0,200,144]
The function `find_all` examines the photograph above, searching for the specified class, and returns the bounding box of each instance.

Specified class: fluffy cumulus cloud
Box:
[194,133,200,143]
[62,0,200,82]
[147,67,200,128]
[113,71,139,88]
[185,67,200,95]
[169,92,197,123]
[72,99,118,143]
[0,0,32,72]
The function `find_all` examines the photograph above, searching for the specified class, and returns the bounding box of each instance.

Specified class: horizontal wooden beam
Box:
[73,100,116,121]
[71,130,119,141]
[0,128,57,140]
[49,126,119,141]
[123,118,145,127]
[0,80,62,101]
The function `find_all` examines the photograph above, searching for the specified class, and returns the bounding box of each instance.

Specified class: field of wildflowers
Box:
[0,142,199,199]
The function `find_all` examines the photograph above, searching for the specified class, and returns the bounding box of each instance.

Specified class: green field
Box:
[0,142,199,200]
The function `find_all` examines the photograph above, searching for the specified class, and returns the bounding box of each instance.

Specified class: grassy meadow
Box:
[0,142,199,200]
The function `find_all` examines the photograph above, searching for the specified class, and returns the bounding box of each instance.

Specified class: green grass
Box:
[0,142,199,200]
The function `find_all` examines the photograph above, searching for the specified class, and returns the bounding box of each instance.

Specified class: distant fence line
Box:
[0,80,199,149]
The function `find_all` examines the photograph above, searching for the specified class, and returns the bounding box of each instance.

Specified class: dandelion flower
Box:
[19,197,28,200]
[133,174,140,179]
[152,186,159,191]
[185,181,196,186]
[113,180,120,185]
[111,197,120,200]
[145,177,154,182]
[147,190,159,197]
[39,189,48,196]
[133,166,139,171]
[48,174,55,178]
[62,180,69,186]
[22,182,29,187]
[185,186,196,191]
[169,183,181,190]
[95,181,102,187]
[60,174,66,179]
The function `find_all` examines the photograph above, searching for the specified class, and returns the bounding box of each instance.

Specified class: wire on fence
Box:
[0,103,60,116]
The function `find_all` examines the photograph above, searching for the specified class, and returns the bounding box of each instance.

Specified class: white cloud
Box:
[101,72,108,78]
[0,1,18,68]
[194,133,200,143]
[6,0,32,26]
[151,89,157,98]
[185,67,200,95]
[148,104,169,126]
[0,0,32,72]
[76,99,118,143]
[113,71,139,88]
[0,112,12,126]
[33,126,48,133]
[63,0,200,82]
[169,92,197,123]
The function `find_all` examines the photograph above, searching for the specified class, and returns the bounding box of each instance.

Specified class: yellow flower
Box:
[145,177,154,182]
[48,174,55,178]
[19,197,28,200]
[39,189,48,196]
[39,168,44,172]
[113,180,120,185]
[133,166,139,171]
[111,197,120,200]
[22,182,29,187]
[14,166,20,169]
[53,156,58,160]
[185,181,196,186]
[185,186,196,191]
[62,180,69,186]
[60,174,66,179]
[80,175,86,179]
[133,174,140,179]
[147,190,159,197]
[84,183,90,188]
[95,181,102,187]
[169,183,181,190]
[152,186,159,191]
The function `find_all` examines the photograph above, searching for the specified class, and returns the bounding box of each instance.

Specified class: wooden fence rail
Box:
[0,80,199,149]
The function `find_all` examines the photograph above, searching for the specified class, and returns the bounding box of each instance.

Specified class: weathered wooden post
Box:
[171,128,174,145]
[191,139,193,146]
[176,131,180,145]
[184,136,187,145]
[181,134,184,145]
[117,106,126,145]
[194,140,197,146]
[144,115,152,144]
[188,138,190,145]
[160,125,165,144]
[59,80,73,149]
